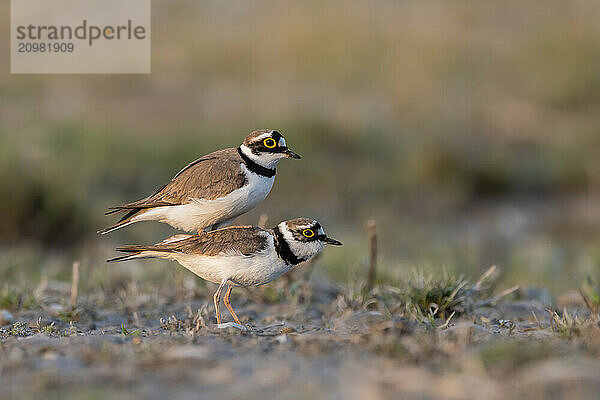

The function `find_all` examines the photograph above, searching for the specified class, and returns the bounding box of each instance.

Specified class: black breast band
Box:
[272,226,304,265]
[238,147,276,178]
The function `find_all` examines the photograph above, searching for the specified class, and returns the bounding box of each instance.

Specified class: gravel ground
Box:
[2,281,600,400]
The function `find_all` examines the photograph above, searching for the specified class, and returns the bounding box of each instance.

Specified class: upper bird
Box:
[99,129,300,234]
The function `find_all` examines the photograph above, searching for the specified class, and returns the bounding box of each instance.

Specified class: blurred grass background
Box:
[1,0,599,294]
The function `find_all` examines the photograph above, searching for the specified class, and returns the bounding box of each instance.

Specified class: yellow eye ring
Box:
[302,229,315,238]
[263,138,277,148]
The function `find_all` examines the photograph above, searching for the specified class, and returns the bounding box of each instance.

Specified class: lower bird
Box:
[107,218,342,327]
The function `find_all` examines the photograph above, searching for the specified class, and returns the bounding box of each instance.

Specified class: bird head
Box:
[275,218,342,264]
[240,129,301,169]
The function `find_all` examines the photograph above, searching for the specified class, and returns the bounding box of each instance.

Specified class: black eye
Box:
[302,229,315,238]
[263,138,277,148]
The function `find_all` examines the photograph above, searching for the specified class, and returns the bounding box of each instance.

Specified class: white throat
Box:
[240,144,285,170]
[277,222,325,262]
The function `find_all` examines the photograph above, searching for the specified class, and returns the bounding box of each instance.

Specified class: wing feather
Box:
[115,226,268,257]
[112,148,247,211]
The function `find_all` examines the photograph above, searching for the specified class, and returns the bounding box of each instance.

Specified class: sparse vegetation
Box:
[579,276,600,319]
[0,285,37,311]
[401,268,494,322]
[7,321,32,337]
[547,308,589,339]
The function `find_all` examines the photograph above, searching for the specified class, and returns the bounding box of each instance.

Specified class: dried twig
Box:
[531,310,543,330]
[258,214,269,229]
[70,261,80,309]
[439,311,456,329]
[34,275,48,298]
[366,220,377,292]
[474,265,497,290]
[475,285,519,307]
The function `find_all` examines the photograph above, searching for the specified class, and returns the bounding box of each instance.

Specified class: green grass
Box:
[580,276,600,317]
[0,285,37,312]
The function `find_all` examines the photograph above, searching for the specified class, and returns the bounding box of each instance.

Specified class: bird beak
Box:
[283,148,301,159]
[324,237,343,246]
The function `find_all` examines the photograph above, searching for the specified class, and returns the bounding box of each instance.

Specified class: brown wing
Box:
[99,148,249,234]
[100,149,248,233]
[115,226,268,257]
[113,148,247,210]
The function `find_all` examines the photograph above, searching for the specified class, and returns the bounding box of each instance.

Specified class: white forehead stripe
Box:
[296,224,314,231]
[279,137,286,147]
[254,132,272,141]
[318,227,325,235]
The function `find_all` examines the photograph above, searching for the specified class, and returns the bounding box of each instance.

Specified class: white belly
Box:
[171,239,291,286]
[132,166,275,232]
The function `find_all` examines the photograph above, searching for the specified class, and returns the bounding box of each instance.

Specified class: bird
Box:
[107,218,342,327]
[98,129,301,235]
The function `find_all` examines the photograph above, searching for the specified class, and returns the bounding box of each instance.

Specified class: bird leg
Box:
[213,281,227,325]
[223,286,243,325]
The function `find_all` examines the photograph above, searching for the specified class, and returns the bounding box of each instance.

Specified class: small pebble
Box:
[217,322,248,331]
[0,310,14,325]
[276,334,289,344]
[47,304,64,317]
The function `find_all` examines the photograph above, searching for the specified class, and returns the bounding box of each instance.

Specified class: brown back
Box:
[118,226,269,256]
[131,148,248,207]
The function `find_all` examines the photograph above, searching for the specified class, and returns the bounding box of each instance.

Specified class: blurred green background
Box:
[1,0,599,294]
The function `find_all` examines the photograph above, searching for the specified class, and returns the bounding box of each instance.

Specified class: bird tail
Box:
[106,241,186,263]
[106,254,144,263]
[104,208,122,216]
[97,208,143,235]
[100,195,176,235]
[106,245,147,263]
